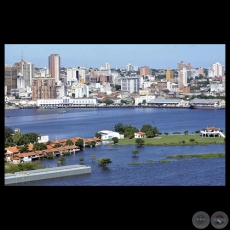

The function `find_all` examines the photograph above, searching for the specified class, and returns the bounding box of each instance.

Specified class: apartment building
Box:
[49,54,61,82]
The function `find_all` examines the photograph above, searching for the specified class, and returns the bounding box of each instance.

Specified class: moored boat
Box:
[190,101,225,110]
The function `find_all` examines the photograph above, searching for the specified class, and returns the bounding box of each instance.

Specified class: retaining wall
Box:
[5,164,91,185]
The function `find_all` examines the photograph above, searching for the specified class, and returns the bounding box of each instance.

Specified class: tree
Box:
[141,124,159,137]
[114,122,125,133]
[12,132,24,146]
[65,139,74,146]
[33,142,47,151]
[124,125,138,139]
[103,98,114,105]
[75,138,84,149]
[5,126,13,140]
[22,133,39,144]
[79,158,84,164]
[54,143,62,148]
[184,130,189,135]
[112,137,119,145]
[132,150,139,156]
[146,130,154,138]
[115,85,121,90]
[94,133,102,139]
[19,144,29,153]
[97,158,112,167]
[91,155,96,161]
[135,138,145,147]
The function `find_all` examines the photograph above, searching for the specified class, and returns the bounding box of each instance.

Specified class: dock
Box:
[5,164,91,185]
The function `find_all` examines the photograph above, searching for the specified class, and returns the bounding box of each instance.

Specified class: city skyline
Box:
[4,44,225,70]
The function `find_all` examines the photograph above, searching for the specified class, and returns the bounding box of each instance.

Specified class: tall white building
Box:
[22,62,34,88]
[208,62,224,78]
[178,68,188,88]
[78,68,88,83]
[71,83,89,98]
[105,62,110,70]
[121,76,141,93]
[66,68,78,86]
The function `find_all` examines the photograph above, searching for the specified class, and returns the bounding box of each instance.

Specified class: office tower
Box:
[22,62,34,88]
[166,68,174,81]
[49,54,61,82]
[5,65,18,95]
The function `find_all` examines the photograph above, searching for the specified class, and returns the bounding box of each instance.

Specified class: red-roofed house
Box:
[134,132,146,138]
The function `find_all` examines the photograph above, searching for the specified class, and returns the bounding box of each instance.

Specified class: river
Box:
[5,107,226,186]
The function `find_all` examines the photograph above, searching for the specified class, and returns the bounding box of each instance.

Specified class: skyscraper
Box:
[48,54,61,82]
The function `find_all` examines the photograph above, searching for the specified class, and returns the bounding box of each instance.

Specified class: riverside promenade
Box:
[5,164,91,185]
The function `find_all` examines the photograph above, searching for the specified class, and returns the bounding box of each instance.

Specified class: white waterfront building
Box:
[36,96,97,107]
[98,130,124,140]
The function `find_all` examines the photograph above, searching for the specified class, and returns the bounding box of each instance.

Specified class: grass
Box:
[166,153,225,159]
[159,159,171,163]
[117,134,225,146]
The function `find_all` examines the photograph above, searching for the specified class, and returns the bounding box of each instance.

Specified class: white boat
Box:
[59,111,66,113]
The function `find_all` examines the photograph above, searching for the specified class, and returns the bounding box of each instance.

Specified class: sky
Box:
[4,44,225,69]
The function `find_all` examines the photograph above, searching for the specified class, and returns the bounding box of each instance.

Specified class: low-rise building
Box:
[98,130,124,140]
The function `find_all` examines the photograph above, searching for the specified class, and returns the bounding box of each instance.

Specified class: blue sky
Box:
[4,44,225,69]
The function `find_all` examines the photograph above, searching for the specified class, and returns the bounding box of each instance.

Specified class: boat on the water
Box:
[59,111,66,113]
[190,101,225,110]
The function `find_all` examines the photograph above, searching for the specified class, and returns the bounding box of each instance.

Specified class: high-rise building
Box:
[66,68,78,86]
[208,62,224,78]
[48,54,61,82]
[177,61,193,71]
[4,65,18,95]
[22,62,34,88]
[121,76,140,93]
[140,66,152,76]
[105,62,110,70]
[32,78,56,100]
[166,68,174,81]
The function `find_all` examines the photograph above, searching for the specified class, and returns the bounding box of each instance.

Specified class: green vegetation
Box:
[65,139,74,146]
[79,158,85,163]
[5,161,45,174]
[166,153,225,159]
[132,150,139,156]
[91,155,96,161]
[33,142,47,151]
[117,134,224,146]
[45,152,55,159]
[112,137,119,145]
[5,126,39,147]
[54,143,62,148]
[129,160,154,165]
[97,158,112,167]
[57,156,66,166]
[159,159,171,163]
[135,138,145,146]
[75,138,84,149]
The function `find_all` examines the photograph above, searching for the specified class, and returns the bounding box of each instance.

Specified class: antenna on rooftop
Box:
[21,51,23,60]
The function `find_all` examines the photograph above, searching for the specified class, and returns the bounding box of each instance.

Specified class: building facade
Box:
[5,65,18,95]
[32,78,56,100]
[121,76,141,93]
[49,54,61,82]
